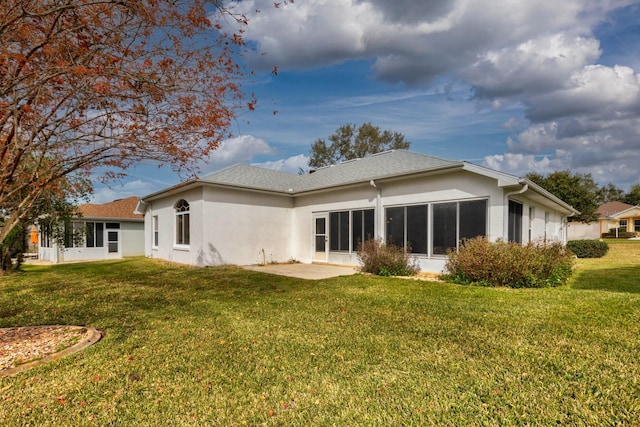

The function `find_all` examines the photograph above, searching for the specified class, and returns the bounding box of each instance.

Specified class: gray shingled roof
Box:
[200,164,298,193]
[199,150,462,194]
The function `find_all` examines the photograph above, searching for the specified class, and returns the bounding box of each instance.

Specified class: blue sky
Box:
[92,0,640,203]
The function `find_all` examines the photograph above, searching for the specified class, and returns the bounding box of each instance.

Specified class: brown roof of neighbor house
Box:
[77,196,143,220]
[596,201,634,218]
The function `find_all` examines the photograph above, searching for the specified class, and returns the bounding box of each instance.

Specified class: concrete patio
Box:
[243,263,359,280]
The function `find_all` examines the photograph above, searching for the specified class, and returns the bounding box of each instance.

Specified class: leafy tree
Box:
[625,184,640,206]
[308,123,410,169]
[526,171,600,223]
[596,183,626,204]
[0,0,252,245]
[0,174,88,270]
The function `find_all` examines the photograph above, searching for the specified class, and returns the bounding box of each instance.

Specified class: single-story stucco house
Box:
[567,201,640,239]
[39,196,144,263]
[134,150,578,273]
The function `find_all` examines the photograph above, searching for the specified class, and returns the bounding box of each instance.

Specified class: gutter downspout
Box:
[504,183,528,240]
[134,199,150,215]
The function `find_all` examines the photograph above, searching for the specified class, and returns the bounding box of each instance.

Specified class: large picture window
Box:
[64,221,84,248]
[386,199,487,256]
[508,200,523,243]
[175,199,190,246]
[432,203,457,255]
[329,211,349,252]
[386,205,429,254]
[329,209,374,252]
[385,207,405,248]
[459,200,488,242]
[352,209,375,251]
[63,221,107,248]
[406,205,428,254]
[619,219,628,232]
[85,222,104,248]
[40,223,52,248]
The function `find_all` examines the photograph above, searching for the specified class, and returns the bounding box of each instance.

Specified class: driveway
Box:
[243,263,359,280]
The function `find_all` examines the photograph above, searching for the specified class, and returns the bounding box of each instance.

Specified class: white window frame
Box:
[175,200,190,247]
[152,215,159,248]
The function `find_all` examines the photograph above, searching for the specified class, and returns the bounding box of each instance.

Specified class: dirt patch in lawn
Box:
[0,325,102,378]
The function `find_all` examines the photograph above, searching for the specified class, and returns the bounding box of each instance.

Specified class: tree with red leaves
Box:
[0,0,254,245]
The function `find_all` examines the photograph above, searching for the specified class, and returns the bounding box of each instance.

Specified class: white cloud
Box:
[252,154,310,174]
[223,0,640,188]
[485,111,640,188]
[226,0,628,82]
[464,34,602,99]
[90,180,157,204]
[482,152,565,177]
[525,64,640,122]
[205,134,276,166]
[225,0,376,69]
[485,64,640,187]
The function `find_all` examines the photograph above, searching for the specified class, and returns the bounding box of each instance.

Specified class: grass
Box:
[1,244,639,426]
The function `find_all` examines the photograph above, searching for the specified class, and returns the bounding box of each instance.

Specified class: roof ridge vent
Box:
[371,149,395,157]
[340,157,361,164]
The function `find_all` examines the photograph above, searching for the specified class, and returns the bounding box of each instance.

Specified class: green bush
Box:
[601,231,636,239]
[444,237,574,288]
[357,239,420,276]
[567,239,609,258]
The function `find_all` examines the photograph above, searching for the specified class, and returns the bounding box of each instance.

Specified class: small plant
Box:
[444,237,574,288]
[357,239,420,276]
[567,240,609,258]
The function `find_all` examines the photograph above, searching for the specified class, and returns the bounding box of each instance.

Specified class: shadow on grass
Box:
[3,258,308,330]
[571,265,640,294]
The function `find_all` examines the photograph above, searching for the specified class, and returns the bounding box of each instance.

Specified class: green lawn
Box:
[1,243,639,426]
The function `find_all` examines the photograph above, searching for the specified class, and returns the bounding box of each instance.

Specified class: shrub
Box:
[357,239,420,276]
[567,239,609,258]
[601,231,636,239]
[444,237,574,288]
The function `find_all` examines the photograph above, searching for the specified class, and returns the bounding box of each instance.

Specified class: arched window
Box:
[175,199,190,245]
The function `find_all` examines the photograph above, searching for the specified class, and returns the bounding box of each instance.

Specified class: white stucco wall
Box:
[511,195,569,244]
[60,246,110,262]
[145,187,204,266]
[38,246,59,263]
[142,170,572,273]
[121,221,145,256]
[146,186,294,266]
[200,187,293,265]
[567,222,601,240]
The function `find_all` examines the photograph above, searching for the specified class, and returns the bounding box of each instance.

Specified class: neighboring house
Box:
[597,201,640,237]
[568,201,640,239]
[135,150,578,273]
[39,196,144,263]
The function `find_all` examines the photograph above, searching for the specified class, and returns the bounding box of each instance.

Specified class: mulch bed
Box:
[0,326,93,374]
